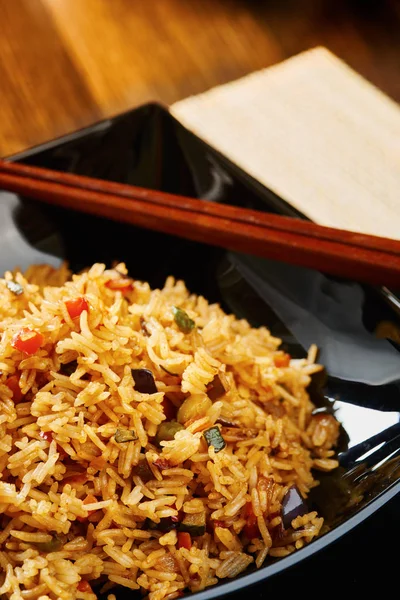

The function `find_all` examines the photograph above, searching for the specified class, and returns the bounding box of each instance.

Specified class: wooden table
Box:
[1,0,399,157]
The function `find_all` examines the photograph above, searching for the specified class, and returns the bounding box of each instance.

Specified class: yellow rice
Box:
[0,262,340,600]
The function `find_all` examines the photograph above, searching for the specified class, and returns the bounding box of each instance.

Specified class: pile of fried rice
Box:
[0,263,340,600]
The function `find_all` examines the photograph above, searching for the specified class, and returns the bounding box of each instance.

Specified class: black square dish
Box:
[4,103,400,598]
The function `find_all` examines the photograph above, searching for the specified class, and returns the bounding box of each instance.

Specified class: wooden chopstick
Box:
[0,158,399,287]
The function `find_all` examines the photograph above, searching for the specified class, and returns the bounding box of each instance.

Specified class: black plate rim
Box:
[6,101,400,597]
[190,480,400,599]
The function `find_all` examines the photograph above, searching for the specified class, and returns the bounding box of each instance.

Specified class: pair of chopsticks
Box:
[0,158,399,287]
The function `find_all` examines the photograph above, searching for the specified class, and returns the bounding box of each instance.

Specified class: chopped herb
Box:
[155,421,184,446]
[35,534,63,553]
[114,429,137,443]
[203,426,226,453]
[131,368,157,394]
[6,280,24,296]
[172,306,195,334]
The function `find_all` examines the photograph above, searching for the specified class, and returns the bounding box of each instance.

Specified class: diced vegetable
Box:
[89,456,106,470]
[105,278,134,293]
[114,429,137,443]
[59,360,78,377]
[6,280,24,296]
[12,328,44,355]
[155,421,184,446]
[264,402,285,418]
[131,368,157,394]
[132,457,154,483]
[5,375,23,403]
[177,531,192,550]
[62,472,88,487]
[154,553,180,573]
[207,373,229,401]
[203,426,226,453]
[83,494,97,505]
[77,494,98,523]
[56,444,68,459]
[153,457,171,470]
[243,518,259,540]
[274,353,290,368]
[39,431,68,458]
[172,306,195,334]
[147,517,179,532]
[179,512,206,536]
[243,502,259,540]
[281,485,308,529]
[35,533,63,553]
[39,430,53,443]
[177,395,212,425]
[212,519,229,529]
[162,397,177,420]
[77,580,92,593]
[65,297,89,320]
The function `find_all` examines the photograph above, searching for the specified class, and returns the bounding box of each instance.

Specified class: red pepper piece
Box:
[63,472,88,487]
[39,431,53,443]
[105,278,134,293]
[12,328,44,355]
[212,519,229,529]
[153,457,171,470]
[162,397,177,420]
[177,531,192,550]
[273,353,290,368]
[39,430,68,459]
[243,502,259,540]
[5,375,23,403]
[65,297,89,320]
[77,580,92,592]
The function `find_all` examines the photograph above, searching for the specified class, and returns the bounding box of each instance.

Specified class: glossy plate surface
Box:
[5,103,400,597]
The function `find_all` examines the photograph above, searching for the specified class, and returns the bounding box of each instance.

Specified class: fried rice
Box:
[0,262,340,600]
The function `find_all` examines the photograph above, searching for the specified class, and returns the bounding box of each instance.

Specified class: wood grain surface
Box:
[0,0,399,157]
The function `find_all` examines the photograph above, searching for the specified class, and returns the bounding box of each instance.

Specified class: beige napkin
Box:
[171,47,400,241]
